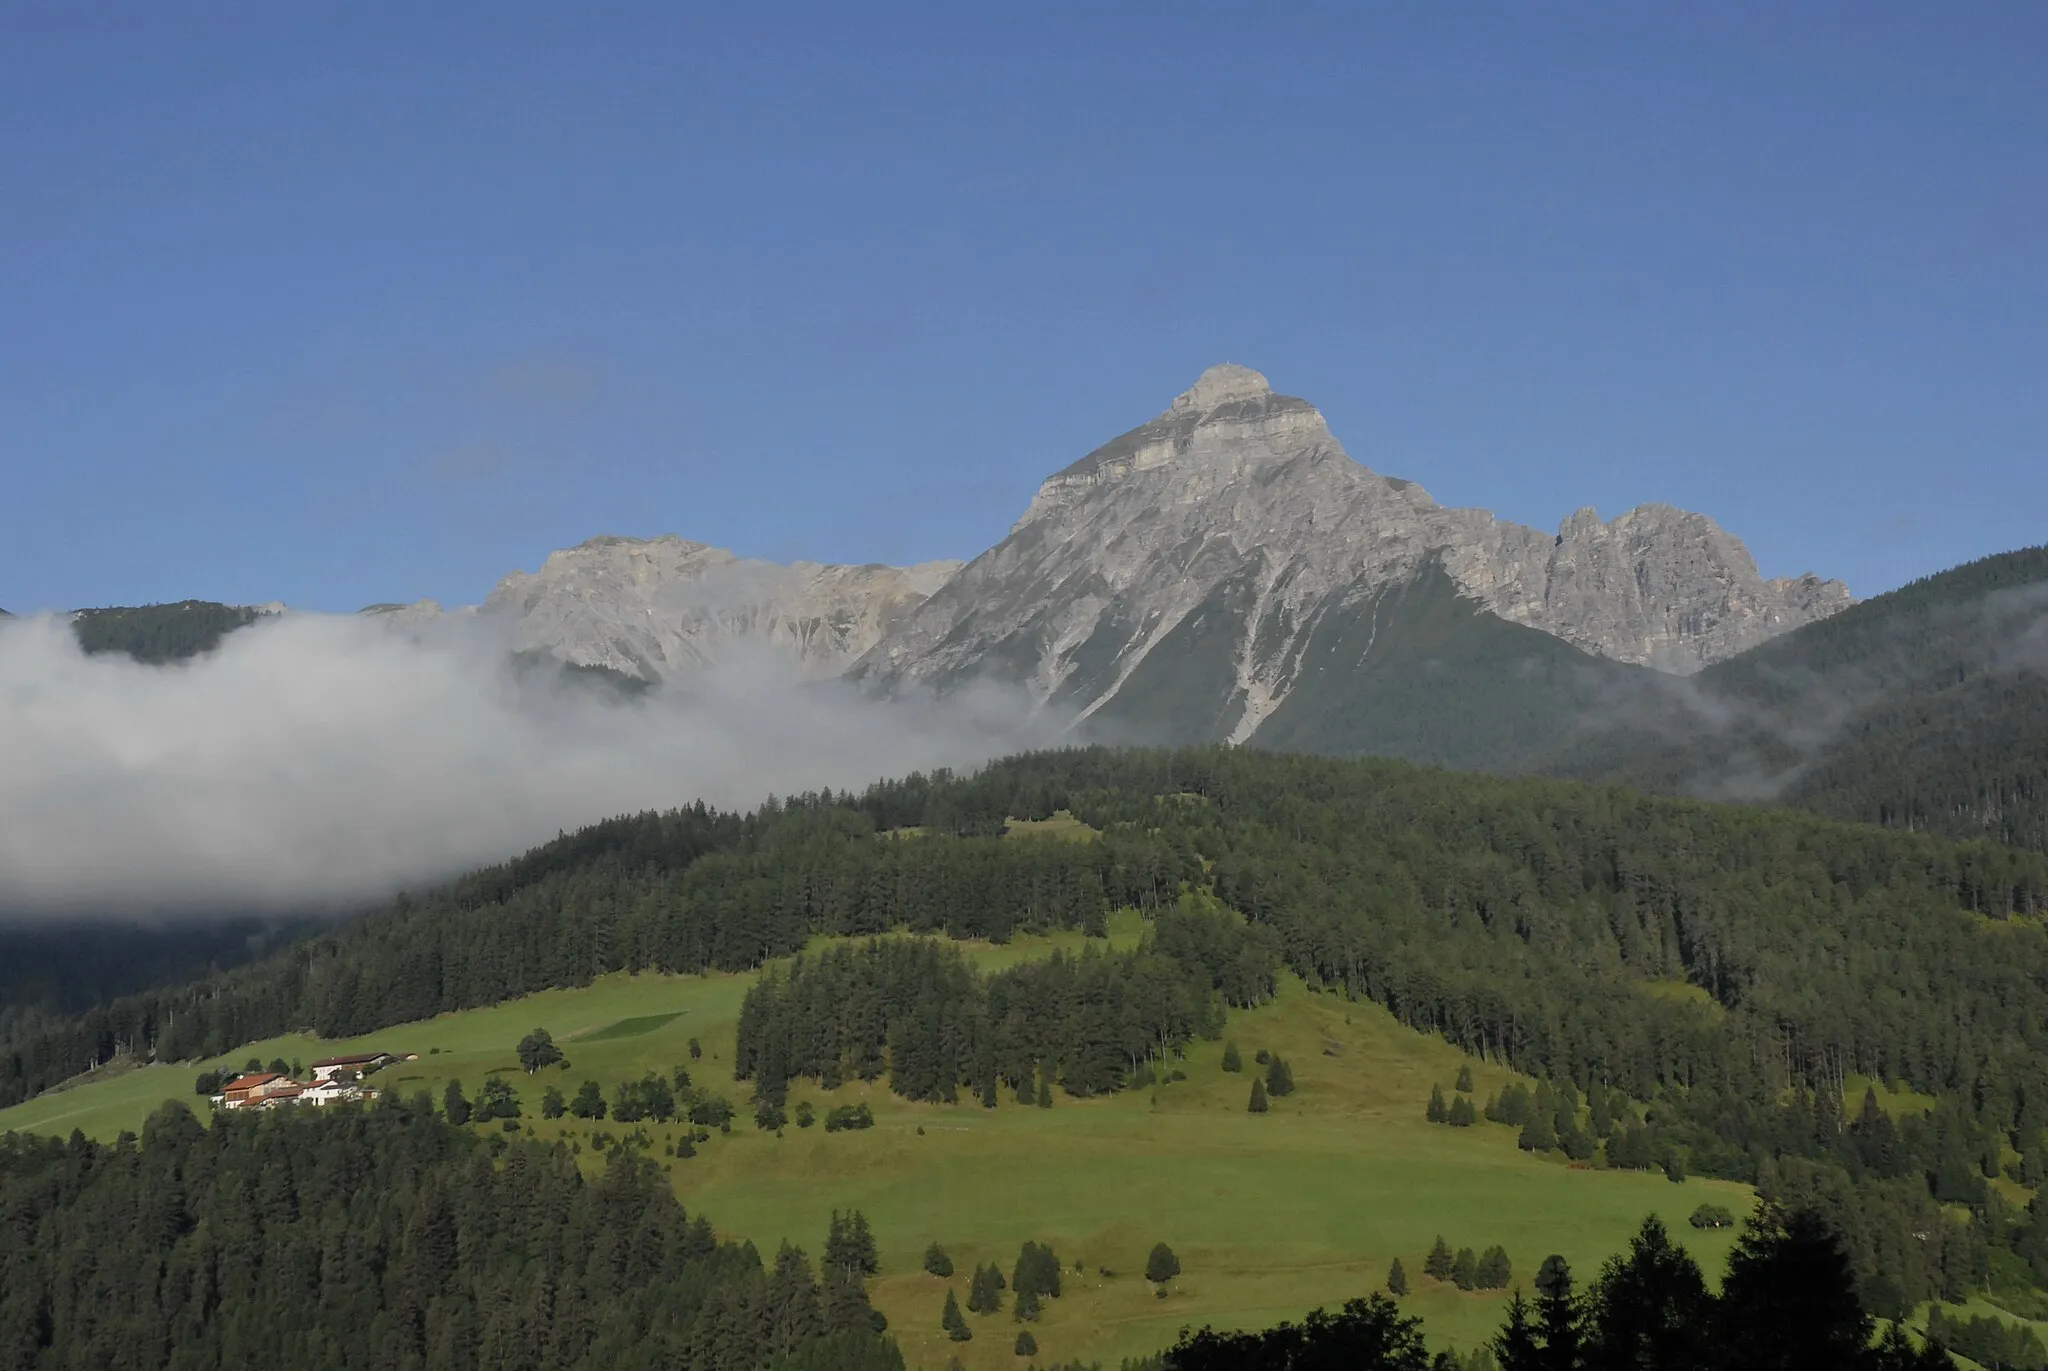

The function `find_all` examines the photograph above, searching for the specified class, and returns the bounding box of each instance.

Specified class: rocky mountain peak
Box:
[1172,362,1274,412]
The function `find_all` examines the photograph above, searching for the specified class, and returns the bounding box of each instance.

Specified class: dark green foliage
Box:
[1221,1040,1242,1073]
[923,1242,954,1278]
[1452,1247,1479,1291]
[1248,1077,1269,1113]
[755,1099,787,1131]
[1517,1110,1557,1154]
[826,1210,879,1278]
[540,1085,566,1118]
[1428,1084,1449,1123]
[473,1077,520,1120]
[441,1078,470,1125]
[1147,1242,1181,1284]
[1475,1246,1512,1290]
[12,745,2048,1308]
[1037,1073,1053,1109]
[795,1100,816,1128]
[1013,1241,1062,1306]
[1161,1293,1430,1371]
[516,1026,562,1073]
[732,912,1267,1106]
[1455,1065,1475,1093]
[1552,546,2048,855]
[968,1262,1006,1315]
[70,600,261,663]
[1015,1330,1038,1357]
[1425,1237,1454,1282]
[1448,1095,1478,1128]
[1689,1203,1738,1229]
[570,1079,606,1119]
[942,1289,971,1341]
[689,1037,703,1059]
[0,1099,890,1370]
[1387,1257,1409,1296]
[1924,1304,2048,1370]
[823,1103,874,1133]
[610,1074,676,1123]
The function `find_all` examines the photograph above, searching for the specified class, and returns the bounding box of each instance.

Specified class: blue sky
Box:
[3,3,2042,613]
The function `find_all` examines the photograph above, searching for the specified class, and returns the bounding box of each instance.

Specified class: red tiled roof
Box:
[223,1073,282,1093]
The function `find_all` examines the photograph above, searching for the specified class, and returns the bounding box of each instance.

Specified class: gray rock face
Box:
[852,365,1849,732]
[481,535,962,680]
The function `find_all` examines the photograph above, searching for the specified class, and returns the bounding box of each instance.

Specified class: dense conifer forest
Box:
[0,1097,899,1371]
[68,600,263,663]
[10,746,2048,1314]
[1552,546,2048,854]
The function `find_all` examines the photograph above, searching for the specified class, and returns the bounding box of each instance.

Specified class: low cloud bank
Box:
[0,612,1051,918]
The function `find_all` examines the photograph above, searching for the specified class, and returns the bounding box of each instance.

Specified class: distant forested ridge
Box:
[69,599,264,662]
[0,1098,900,1371]
[1549,546,2048,854]
[10,747,2048,1310]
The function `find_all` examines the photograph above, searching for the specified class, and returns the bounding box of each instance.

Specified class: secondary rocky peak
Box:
[1173,363,1274,413]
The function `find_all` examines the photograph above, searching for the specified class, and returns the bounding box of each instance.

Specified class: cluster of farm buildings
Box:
[211,1051,405,1111]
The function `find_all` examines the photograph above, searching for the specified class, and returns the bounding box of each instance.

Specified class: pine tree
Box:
[1014,1330,1038,1357]
[1518,1109,1558,1153]
[1387,1257,1409,1296]
[1449,1094,1478,1127]
[1428,1084,1449,1123]
[1249,1077,1269,1113]
[1266,1055,1295,1098]
[942,1289,971,1342]
[442,1080,471,1126]
[1477,1245,1512,1289]
[1425,1236,1455,1281]
[1221,1040,1242,1073]
[1455,1064,1475,1093]
[1533,1253,1580,1368]
[1452,1247,1479,1291]
[923,1242,954,1278]
[1036,1072,1052,1109]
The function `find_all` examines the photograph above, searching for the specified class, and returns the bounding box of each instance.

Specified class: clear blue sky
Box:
[3,3,2042,613]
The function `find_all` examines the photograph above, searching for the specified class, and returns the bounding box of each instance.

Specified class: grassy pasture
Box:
[0,914,1753,1366]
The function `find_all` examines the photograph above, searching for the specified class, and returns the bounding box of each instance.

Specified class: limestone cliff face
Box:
[852,365,1849,734]
[481,536,962,680]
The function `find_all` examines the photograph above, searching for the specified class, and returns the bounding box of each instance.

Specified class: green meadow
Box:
[0,914,1754,1368]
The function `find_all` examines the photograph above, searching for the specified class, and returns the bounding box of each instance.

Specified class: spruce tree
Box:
[1014,1330,1038,1357]
[1455,1064,1475,1093]
[1477,1245,1512,1289]
[1519,1109,1558,1153]
[442,1079,471,1126]
[942,1289,971,1342]
[1533,1253,1580,1368]
[923,1242,953,1278]
[1036,1071,1052,1109]
[1146,1242,1181,1285]
[1249,1077,1269,1113]
[1387,1257,1409,1296]
[1452,1247,1478,1291]
[1428,1084,1449,1123]
[1266,1055,1295,1097]
[1221,1040,1242,1073]
[1449,1094,1478,1127]
[1425,1236,1454,1281]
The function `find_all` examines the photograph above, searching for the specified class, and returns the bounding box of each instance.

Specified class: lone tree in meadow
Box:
[516,1028,563,1074]
[1425,1237,1454,1281]
[1455,1064,1475,1093]
[942,1289,971,1342]
[924,1242,954,1278]
[1387,1257,1409,1296]
[1427,1084,1449,1123]
[1249,1078,1269,1113]
[1221,1041,1242,1073]
[1014,1331,1038,1357]
[1146,1242,1181,1285]
[1265,1055,1296,1098]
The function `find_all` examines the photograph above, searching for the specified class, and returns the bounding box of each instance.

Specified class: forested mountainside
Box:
[0,920,315,1048]
[69,599,264,662]
[10,747,2048,1314]
[0,1098,901,1371]
[1549,546,2048,853]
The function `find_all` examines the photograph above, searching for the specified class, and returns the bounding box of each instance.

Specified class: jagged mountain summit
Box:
[480,535,962,680]
[851,364,1849,745]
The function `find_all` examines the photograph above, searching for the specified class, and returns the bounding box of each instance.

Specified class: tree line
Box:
[0,1097,899,1371]
[11,745,2048,1307]
[732,898,1277,1105]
